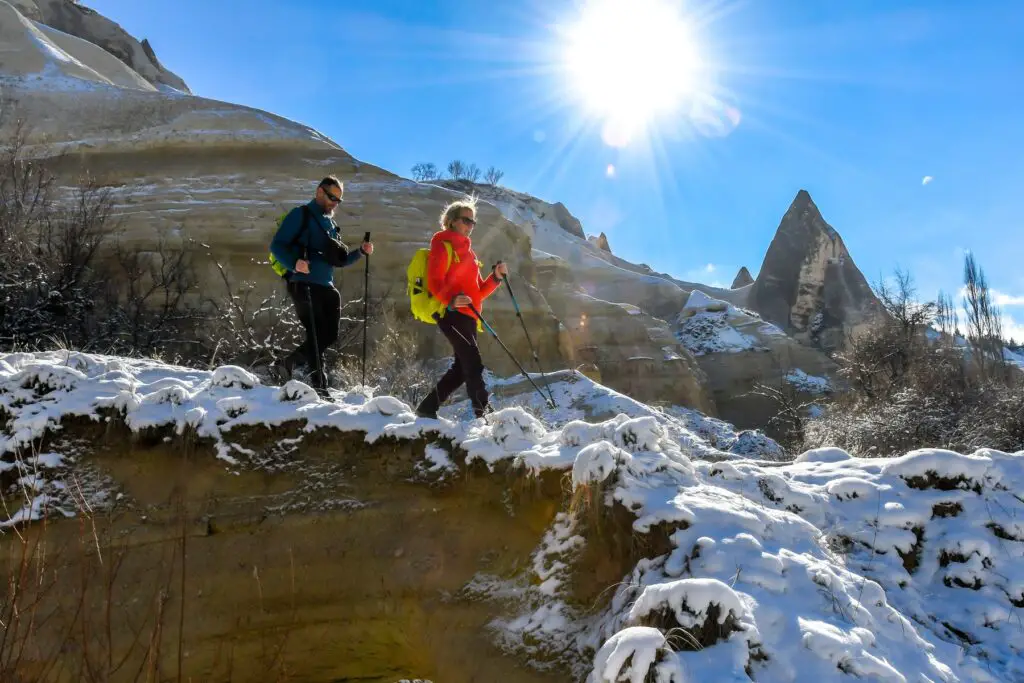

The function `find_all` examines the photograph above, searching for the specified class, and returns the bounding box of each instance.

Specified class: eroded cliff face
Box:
[6,0,190,92]
[748,190,884,350]
[7,425,566,683]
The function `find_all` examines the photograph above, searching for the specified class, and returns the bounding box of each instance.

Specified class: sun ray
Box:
[556,0,710,149]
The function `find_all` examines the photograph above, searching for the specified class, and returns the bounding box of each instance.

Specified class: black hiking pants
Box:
[417,310,490,418]
[286,280,340,391]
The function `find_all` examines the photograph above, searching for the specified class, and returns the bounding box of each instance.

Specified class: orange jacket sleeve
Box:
[478,270,501,300]
[427,237,456,306]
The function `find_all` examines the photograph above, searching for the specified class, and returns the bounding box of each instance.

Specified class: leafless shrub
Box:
[194,247,304,370]
[749,381,815,453]
[1,438,303,681]
[332,300,437,401]
[0,448,174,682]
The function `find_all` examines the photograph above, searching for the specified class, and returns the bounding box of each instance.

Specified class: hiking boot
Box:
[276,351,304,380]
[415,392,440,420]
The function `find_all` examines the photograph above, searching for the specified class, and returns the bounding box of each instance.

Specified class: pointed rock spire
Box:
[748,190,883,349]
[731,267,754,289]
[589,231,612,253]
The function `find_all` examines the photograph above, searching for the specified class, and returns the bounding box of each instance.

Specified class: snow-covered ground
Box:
[3,351,1023,682]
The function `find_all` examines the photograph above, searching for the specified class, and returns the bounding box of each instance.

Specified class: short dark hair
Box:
[318,175,342,190]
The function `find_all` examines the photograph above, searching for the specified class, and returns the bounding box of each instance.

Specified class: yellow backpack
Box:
[268,206,312,278]
[407,241,457,324]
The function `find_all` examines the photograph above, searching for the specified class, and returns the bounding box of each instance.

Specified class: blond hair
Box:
[439,195,478,230]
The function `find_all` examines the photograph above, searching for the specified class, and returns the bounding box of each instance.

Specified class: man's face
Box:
[317,183,343,215]
[451,209,476,237]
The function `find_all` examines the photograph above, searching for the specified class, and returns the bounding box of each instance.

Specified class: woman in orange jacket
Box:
[415,197,508,419]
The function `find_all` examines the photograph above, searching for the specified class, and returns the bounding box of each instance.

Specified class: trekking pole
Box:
[302,248,323,392]
[465,300,556,408]
[360,231,371,387]
[499,267,557,406]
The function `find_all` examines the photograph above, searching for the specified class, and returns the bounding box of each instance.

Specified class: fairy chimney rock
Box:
[748,190,883,350]
[730,266,754,288]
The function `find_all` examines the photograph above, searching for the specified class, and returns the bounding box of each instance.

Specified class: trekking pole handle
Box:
[492,260,509,283]
[363,231,371,241]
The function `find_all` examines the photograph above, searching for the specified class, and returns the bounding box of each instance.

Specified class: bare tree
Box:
[936,289,958,341]
[962,252,1005,378]
[446,159,467,180]
[875,268,936,334]
[484,166,505,186]
[807,258,1024,457]
[465,163,481,183]
[837,269,937,398]
[410,162,438,181]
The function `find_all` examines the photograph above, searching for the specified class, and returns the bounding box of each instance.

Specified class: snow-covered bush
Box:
[587,627,684,683]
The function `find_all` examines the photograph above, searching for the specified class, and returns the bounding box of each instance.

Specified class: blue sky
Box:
[87,0,1024,338]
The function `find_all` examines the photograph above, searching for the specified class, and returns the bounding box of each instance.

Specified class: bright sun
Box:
[562,0,704,147]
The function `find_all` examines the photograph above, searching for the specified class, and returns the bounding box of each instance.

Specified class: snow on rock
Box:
[796,446,853,464]
[417,443,457,480]
[275,379,319,403]
[727,429,787,460]
[799,619,909,683]
[675,289,768,355]
[572,441,630,486]
[785,368,832,394]
[626,577,749,631]
[880,448,992,492]
[4,350,1024,682]
[211,364,260,389]
[587,627,684,683]
[681,289,730,314]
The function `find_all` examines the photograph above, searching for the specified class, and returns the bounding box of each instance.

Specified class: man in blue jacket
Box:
[271,175,373,395]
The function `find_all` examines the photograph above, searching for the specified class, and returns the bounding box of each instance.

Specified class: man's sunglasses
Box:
[321,186,342,203]
[456,216,477,226]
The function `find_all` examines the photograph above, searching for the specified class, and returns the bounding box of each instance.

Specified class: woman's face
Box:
[450,209,476,237]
